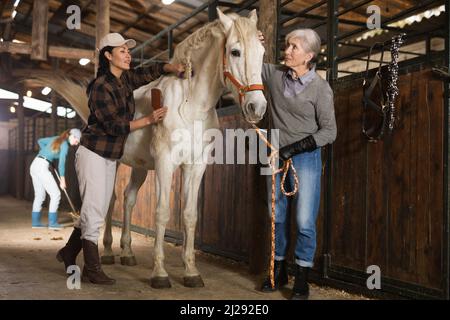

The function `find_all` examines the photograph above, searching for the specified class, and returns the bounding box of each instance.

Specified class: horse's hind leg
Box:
[151,159,175,289]
[181,163,206,287]
[120,167,147,266]
[101,169,118,265]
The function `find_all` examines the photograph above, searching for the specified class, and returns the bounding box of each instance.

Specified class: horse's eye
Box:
[231,49,241,57]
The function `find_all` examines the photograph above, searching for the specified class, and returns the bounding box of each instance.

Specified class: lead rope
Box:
[251,124,299,288]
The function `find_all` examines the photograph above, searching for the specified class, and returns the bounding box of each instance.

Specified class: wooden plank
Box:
[259,0,279,63]
[95,0,110,74]
[1,42,94,60]
[31,0,49,60]
[386,71,415,282]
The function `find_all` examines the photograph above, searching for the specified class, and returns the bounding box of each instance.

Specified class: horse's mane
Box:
[171,13,256,78]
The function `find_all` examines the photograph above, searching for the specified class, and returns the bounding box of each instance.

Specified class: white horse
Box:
[37,9,266,288]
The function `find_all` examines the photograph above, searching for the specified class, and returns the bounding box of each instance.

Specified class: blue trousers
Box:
[267,148,322,267]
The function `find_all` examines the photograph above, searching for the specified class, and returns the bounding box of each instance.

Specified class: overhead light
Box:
[0,38,3,42]
[12,10,17,19]
[79,58,90,66]
[26,90,32,97]
[13,0,21,7]
[10,106,16,113]
[162,0,175,5]
[41,87,52,95]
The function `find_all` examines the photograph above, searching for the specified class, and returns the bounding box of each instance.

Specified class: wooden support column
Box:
[51,59,58,135]
[31,0,49,60]
[95,0,110,75]
[259,0,280,64]
[249,0,280,275]
[16,90,25,200]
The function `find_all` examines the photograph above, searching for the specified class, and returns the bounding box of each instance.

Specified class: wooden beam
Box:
[16,88,25,200]
[259,0,279,63]
[31,0,49,60]
[95,0,110,74]
[0,42,94,60]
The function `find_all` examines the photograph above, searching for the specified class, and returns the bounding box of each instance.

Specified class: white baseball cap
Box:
[69,128,81,140]
[98,33,136,51]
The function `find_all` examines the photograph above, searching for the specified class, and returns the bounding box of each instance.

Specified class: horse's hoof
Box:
[101,255,115,265]
[151,277,172,289]
[184,275,205,288]
[120,256,137,266]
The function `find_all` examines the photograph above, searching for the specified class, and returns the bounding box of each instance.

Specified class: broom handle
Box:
[52,166,78,215]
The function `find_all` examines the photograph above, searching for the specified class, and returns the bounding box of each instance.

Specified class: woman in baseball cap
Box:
[30,128,81,230]
[56,32,184,285]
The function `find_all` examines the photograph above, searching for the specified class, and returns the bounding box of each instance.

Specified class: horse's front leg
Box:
[181,163,207,287]
[120,167,147,266]
[151,157,175,289]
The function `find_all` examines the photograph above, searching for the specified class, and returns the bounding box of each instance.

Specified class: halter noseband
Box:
[222,43,265,105]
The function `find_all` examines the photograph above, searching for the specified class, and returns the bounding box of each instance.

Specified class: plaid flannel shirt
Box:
[81,63,166,159]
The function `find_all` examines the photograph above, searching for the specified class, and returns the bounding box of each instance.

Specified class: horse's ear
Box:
[217,8,233,33]
[248,9,258,24]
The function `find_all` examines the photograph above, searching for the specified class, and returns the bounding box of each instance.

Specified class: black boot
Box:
[81,239,116,285]
[261,260,288,292]
[56,227,82,271]
[291,265,310,300]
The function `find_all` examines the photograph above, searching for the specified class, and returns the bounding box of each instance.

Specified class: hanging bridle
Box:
[362,34,404,142]
[222,42,265,106]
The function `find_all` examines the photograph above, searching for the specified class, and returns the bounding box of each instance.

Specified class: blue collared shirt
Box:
[283,67,317,97]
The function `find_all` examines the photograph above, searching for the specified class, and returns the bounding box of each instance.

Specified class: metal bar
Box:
[234,0,259,13]
[323,0,339,279]
[209,0,218,21]
[280,0,295,7]
[336,0,373,17]
[444,0,450,301]
[337,0,444,42]
[336,26,440,64]
[280,0,326,25]
[168,30,173,59]
[131,0,214,55]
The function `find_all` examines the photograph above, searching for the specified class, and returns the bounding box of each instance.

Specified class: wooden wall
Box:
[328,63,444,295]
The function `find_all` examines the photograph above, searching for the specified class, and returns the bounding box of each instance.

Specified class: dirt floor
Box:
[0,196,368,300]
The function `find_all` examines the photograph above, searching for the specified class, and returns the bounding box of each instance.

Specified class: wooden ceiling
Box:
[0,0,446,89]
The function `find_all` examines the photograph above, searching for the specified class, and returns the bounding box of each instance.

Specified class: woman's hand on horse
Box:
[148,107,168,124]
[163,63,186,77]
[257,30,265,44]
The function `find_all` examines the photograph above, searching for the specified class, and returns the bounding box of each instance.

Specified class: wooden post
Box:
[249,0,280,275]
[259,0,279,64]
[31,0,49,60]
[16,90,25,199]
[95,0,110,76]
[51,59,58,135]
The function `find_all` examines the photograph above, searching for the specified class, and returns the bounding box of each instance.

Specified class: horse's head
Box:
[218,9,267,124]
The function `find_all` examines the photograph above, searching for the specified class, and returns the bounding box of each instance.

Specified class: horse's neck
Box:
[187,36,225,109]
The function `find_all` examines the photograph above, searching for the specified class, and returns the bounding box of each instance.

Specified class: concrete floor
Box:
[0,196,366,300]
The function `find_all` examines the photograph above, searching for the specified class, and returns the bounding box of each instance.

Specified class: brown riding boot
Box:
[56,227,82,271]
[81,239,116,285]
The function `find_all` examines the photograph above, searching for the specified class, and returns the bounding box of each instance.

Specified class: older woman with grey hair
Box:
[258,28,337,300]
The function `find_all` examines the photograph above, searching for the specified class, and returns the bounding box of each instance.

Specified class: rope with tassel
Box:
[251,124,299,289]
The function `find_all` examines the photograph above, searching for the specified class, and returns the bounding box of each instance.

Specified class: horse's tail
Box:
[30,75,89,124]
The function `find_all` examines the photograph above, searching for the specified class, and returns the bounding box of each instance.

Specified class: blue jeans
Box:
[266,148,322,267]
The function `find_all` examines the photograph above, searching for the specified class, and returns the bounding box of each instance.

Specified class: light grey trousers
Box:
[30,157,61,213]
[74,145,117,244]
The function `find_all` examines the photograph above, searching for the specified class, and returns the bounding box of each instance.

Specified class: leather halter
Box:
[362,42,387,142]
[222,43,265,105]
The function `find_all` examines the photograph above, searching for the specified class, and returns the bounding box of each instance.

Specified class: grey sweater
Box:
[262,63,337,148]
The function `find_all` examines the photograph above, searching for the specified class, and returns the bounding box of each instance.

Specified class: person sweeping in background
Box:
[29,128,81,229]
